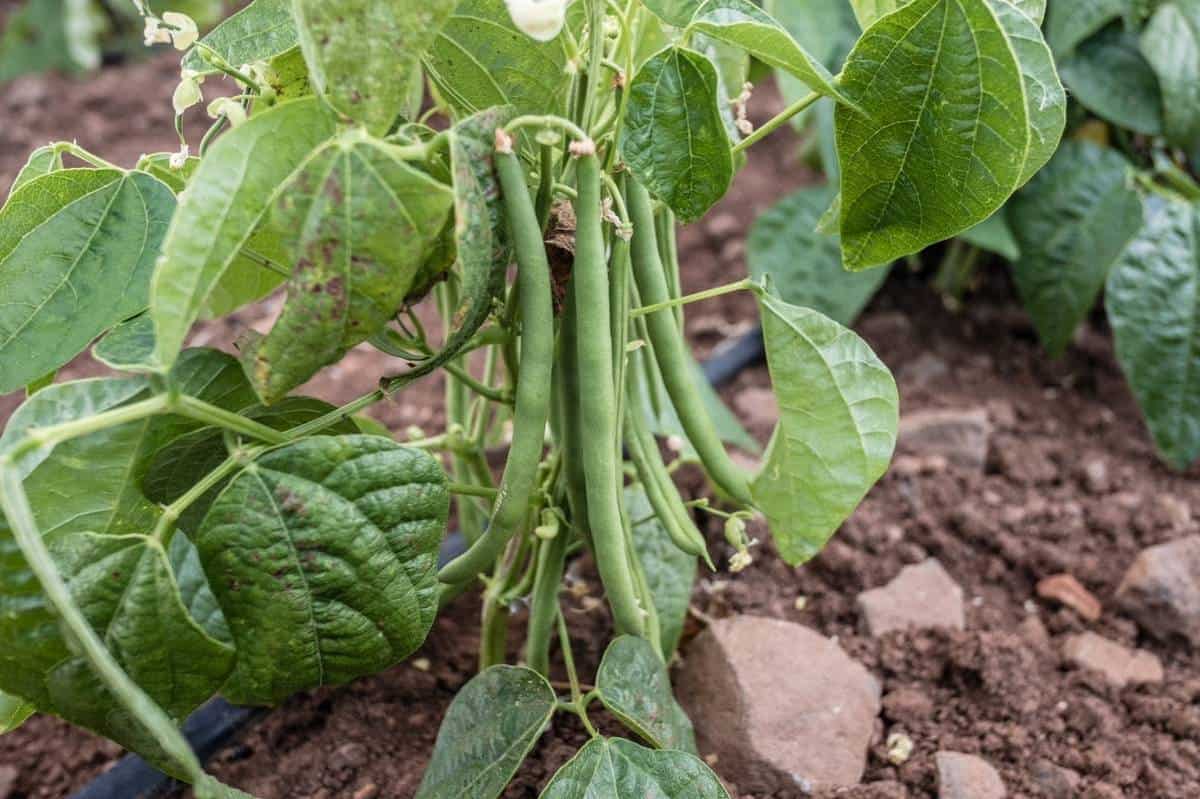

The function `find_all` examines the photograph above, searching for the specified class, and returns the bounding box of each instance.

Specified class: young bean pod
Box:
[524,530,569,676]
[573,149,646,637]
[626,179,754,507]
[438,134,555,585]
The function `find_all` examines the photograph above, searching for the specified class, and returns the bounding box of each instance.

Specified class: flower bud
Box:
[162,12,199,50]
[172,75,203,115]
[168,145,190,170]
[504,0,569,42]
[208,96,247,127]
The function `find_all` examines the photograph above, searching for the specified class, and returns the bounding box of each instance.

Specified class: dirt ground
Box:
[1,48,1199,799]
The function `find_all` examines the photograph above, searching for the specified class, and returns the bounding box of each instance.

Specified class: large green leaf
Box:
[1060,26,1164,137]
[1141,2,1200,150]
[195,435,448,705]
[1046,0,1130,56]
[293,0,455,135]
[0,169,175,393]
[627,486,695,657]
[416,665,557,799]
[240,132,453,403]
[1106,199,1200,470]
[624,47,733,223]
[150,97,338,369]
[540,738,730,799]
[749,186,889,326]
[687,0,844,100]
[8,145,63,198]
[181,0,299,75]
[424,0,573,118]
[835,0,1065,270]
[1008,141,1143,358]
[0,689,35,734]
[752,295,898,564]
[596,636,697,753]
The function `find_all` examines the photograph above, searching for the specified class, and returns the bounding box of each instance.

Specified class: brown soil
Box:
[2,52,1199,799]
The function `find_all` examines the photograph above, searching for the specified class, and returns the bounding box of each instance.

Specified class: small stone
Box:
[734,387,780,427]
[1017,616,1052,652]
[0,766,17,799]
[1079,458,1110,494]
[352,784,379,799]
[676,616,881,793]
[886,732,914,765]
[901,353,948,383]
[845,782,909,799]
[1083,784,1123,799]
[936,752,1006,799]
[898,408,991,472]
[1115,535,1200,648]
[1157,494,1193,530]
[857,559,965,636]
[882,687,935,722]
[1036,574,1103,622]
[1062,632,1164,687]
[1030,758,1081,797]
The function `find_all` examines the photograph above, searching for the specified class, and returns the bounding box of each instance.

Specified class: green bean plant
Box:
[753,0,1200,470]
[0,0,1064,795]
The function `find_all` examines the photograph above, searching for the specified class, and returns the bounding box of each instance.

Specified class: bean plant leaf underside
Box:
[752,296,899,565]
[835,0,1065,270]
[1008,141,1143,358]
[1106,199,1200,470]
[416,665,556,799]
[181,0,299,74]
[596,636,697,754]
[0,169,175,394]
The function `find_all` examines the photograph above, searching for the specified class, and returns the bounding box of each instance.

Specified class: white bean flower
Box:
[208,96,247,128]
[143,11,198,50]
[504,0,570,42]
[172,71,204,115]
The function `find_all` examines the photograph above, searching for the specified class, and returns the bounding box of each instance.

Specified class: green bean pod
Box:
[574,150,646,637]
[626,179,754,507]
[555,293,592,540]
[524,532,569,676]
[438,140,555,585]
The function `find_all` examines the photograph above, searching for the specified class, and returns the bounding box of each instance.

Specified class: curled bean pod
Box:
[574,149,646,637]
[627,179,754,507]
[438,134,555,585]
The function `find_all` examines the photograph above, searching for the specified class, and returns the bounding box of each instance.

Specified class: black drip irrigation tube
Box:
[69,327,767,799]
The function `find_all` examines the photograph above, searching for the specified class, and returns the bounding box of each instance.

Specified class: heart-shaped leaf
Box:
[239,133,453,403]
[596,636,697,753]
[150,97,339,368]
[1008,141,1143,358]
[416,665,556,799]
[752,295,898,564]
[0,169,175,393]
[195,435,448,704]
[835,0,1065,270]
[624,47,733,223]
[293,0,456,135]
[540,738,730,799]
[1106,198,1200,470]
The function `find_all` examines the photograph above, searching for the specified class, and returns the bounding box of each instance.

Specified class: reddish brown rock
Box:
[1062,632,1164,687]
[936,752,1006,799]
[1115,535,1200,648]
[898,408,991,472]
[1036,574,1103,622]
[676,616,880,793]
[857,559,966,636]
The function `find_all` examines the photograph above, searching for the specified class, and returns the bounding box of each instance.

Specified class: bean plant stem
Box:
[629,277,759,318]
[174,395,288,445]
[731,91,822,155]
[447,482,500,499]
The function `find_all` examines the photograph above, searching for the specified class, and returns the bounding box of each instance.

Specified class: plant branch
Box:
[731,91,822,155]
[630,278,760,318]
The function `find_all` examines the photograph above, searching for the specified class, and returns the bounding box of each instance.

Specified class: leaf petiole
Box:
[731,90,821,155]
[629,277,761,318]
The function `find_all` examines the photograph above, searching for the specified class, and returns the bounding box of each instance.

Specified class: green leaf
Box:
[687,0,845,100]
[150,97,338,368]
[0,689,35,734]
[960,211,1020,261]
[626,486,695,657]
[1046,0,1130,56]
[134,152,198,193]
[181,0,299,75]
[596,636,697,753]
[293,0,456,135]
[195,435,448,705]
[749,186,889,326]
[416,665,556,799]
[624,47,733,223]
[0,0,96,82]
[1140,2,1200,150]
[752,295,898,564]
[1106,198,1200,470]
[1060,26,1164,137]
[848,0,908,28]
[835,0,1065,270]
[1008,141,1143,358]
[424,0,573,119]
[0,169,176,394]
[765,0,859,71]
[94,315,159,373]
[540,738,730,799]
[240,132,453,404]
[9,145,63,197]
[642,0,704,26]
